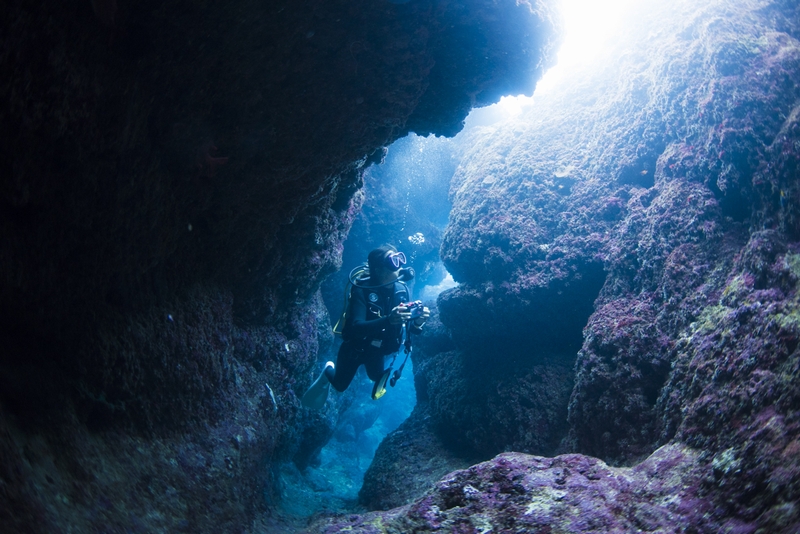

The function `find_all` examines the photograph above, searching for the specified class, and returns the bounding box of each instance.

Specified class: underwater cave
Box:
[2,0,800,532]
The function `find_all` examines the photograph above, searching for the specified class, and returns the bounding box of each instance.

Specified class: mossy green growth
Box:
[785,253,800,279]
[695,255,800,336]
[337,515,389,533]
[721,274,751,304]
[768,254,800,334]
[689,304,731,336]
[470,513,495,534]
[775,295,800,334]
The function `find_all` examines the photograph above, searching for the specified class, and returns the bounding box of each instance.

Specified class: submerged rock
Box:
[0,0,560,531]
[352,0,800,531]
[358,403,471,512]
[311,443,719,533]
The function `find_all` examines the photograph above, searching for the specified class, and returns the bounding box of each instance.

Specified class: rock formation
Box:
[0,0,559,531]
[318,444,717,532]
[341,0,800,531]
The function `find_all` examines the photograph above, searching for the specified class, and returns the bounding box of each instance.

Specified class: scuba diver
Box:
[301,244,430,409]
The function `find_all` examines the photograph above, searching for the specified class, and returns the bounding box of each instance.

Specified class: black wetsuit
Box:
[327,279,421,392]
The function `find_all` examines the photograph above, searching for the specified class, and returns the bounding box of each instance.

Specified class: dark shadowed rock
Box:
[358,403,470,511]
[0,0,560,531]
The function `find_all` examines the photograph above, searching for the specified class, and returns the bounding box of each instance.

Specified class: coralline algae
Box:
[332,0,800,531]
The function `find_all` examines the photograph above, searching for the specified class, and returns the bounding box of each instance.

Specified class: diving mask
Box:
[385,251,407,271]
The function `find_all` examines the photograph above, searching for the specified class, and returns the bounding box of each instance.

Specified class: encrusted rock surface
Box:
[337,0,800,531]
[314,444,719,533]
[0,0,559,531]
[358,403,471,512]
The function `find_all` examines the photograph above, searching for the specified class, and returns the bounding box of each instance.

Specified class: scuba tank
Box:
[332,264,367,336]
[332,263,415,336]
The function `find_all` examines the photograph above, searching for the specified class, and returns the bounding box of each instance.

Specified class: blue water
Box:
[280,358,416,517]
[281,132,463,518]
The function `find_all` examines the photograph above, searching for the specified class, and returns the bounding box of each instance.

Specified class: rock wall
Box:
[0,0,559,531]
[344,0,800,530]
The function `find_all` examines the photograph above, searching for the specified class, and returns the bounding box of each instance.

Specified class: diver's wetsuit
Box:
[327,279,422,392]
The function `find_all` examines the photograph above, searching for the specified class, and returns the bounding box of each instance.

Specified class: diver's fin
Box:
[371,368,392,400]
[302,362,334,409]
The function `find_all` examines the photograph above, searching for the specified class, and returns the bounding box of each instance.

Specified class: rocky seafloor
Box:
[315,0,800,532]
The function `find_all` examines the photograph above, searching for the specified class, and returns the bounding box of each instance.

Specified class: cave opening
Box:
[281,131,461,517]
[278,0,649,519]
[6,0,799,530]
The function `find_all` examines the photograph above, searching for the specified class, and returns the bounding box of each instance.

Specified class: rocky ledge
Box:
[313,443,723,533]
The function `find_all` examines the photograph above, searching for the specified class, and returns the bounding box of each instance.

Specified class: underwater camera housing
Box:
[405,300,424,319]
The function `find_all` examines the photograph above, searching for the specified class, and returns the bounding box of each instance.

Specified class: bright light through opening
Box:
[477,0,642,118]
[536,0,639,93]
[558,0,638,66]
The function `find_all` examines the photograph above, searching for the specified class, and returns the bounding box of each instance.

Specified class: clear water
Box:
[279,359,416,517]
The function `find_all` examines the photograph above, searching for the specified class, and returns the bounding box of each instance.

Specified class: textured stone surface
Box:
[0,0,559,531]
[358,403,471,512]
[435,0,800,464]
[311,444,719,533]
[342,0,800,531]
[657,235,800,531]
